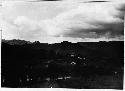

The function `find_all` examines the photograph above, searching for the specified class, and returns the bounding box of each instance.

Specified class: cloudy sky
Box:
[1,0,124,43]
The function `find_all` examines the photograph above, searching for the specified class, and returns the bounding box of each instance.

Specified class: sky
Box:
[1,0,125,43]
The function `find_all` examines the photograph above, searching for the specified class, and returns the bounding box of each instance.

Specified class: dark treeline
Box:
[1,39,124,88]
[2,39,124,61]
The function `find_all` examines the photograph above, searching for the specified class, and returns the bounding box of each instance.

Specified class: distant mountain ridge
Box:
[2,39,32,45]
[1,39,112,45]
[2,39,123,60]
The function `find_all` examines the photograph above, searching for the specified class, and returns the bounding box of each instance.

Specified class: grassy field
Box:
[26,73,123,89]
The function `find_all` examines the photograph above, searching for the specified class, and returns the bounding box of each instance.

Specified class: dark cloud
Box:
[63,21,124,39]
[86,0,109,3]
[62,3,124,39]
[115,4,125,20]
